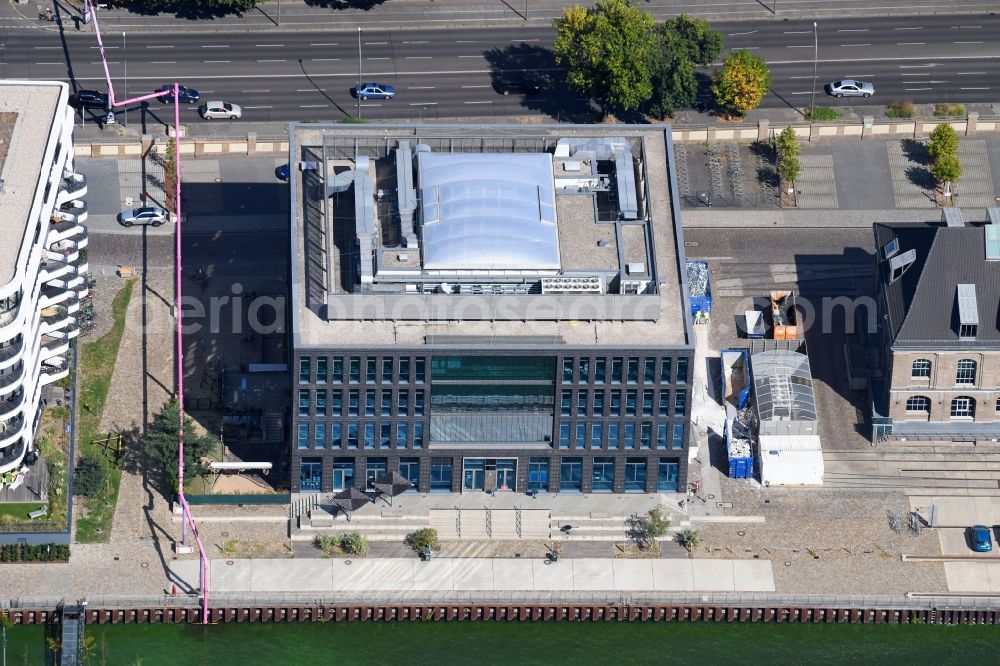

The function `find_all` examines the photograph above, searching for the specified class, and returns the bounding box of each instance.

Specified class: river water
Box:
[6,620,1000,664]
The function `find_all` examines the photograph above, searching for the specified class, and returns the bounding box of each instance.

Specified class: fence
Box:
[182,493,290,506]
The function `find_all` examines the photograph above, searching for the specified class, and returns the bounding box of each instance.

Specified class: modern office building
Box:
[0,80,89,475]
[289,124,694,495]
[868,210,1000,443]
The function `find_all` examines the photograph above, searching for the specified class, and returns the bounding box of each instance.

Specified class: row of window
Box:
[562,357,688,385]
[297,420,425,449]
[558,420,685,450]
[905,395,993,419]
[561,388,687,417]
[299,356,427,385]
[910,358,979,385]
[298,455,681,493]
[298,389,425,417]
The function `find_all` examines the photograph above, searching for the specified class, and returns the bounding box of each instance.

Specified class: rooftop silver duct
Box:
[555,137,639,220]
[396,140,419,248]
[354,154,377,286]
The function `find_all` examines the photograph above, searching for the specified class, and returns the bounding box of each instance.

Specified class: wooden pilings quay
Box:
[4,596,1000,626]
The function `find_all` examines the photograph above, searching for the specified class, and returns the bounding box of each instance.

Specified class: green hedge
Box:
[0,543,70,562]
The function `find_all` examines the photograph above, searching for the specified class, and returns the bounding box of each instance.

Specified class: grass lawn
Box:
[0,502,47,521]
[75,280,135,543]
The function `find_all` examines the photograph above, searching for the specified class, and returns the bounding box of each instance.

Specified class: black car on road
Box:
[492,77,542,97]
[72,89,109,110]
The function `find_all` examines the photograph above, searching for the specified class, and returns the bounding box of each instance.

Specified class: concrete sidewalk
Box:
[171,556,776,593]
[5,0,995,33]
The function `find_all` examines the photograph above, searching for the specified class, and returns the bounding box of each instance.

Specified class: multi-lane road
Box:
[3,14,999,123]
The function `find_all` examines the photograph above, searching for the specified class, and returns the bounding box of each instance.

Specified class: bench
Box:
[28,507,47,520]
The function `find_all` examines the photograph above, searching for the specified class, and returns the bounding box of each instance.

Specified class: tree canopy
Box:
[712,50,772,118]
[927,123,959,162]
[775,126,801,185]
[648,15,724,118]
[142,399,218,493]
[553,0,658,113]
[931,152,963,195]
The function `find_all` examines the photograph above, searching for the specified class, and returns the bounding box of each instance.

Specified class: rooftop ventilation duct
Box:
[396,141,419,248]
[555,137,638,220]
[354,154,377,286]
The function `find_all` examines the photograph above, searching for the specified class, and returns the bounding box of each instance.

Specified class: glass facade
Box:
[292,350,690,494]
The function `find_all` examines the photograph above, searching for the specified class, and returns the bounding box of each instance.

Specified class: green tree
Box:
[931,152,963,198]
[142,399,217,493]
[927,123,959,162]
[406,528,441,555]
[775,126,802,185]
[648,15,724,119]
[553,0,658,114]
[73,455,108,497]
[340,531,369,556]
[679,529,702,553]
[712,50,772,118]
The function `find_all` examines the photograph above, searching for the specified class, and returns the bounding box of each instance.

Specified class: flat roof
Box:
[418,152,560,271]
[0,81,64,285]
[290,124,690,350]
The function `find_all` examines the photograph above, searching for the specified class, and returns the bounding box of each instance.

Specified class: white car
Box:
[118,206,168,227]
[199,101,242,120]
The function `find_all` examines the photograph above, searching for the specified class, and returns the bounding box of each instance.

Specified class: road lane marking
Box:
[243,106,273,109]
[365,41,388,45]
[408,102,437,105]
[786,45,812,48]
[204,60,230,63]
[299,104,327,108]
[462,85,490,88]
[904,87,932,91]
[405,56,432,59]
[201,45,229,48]
[33,46,61,49]
[35,62,62,65]
[408,86,436,89]
[957,72,986,75]
[310,43,338,47]
[727,30,758,36]
[955,25,982,29]
[367,57,390,60]
[403,41,430,45]
[954,41,983,44]
[149,61,176,64]
[296,88,322,92]
[464,101,492,104]
[897,42,925,46]
[783,30,810,34]
[899,64,936,68]
[840,43,871,47]
[900,73,930,76]
[895,26,923,30]
[255,44,285,47]
[241,89,271,93]
[311,58,340,62]
[458,55,481,58]
[961,87,990,90]
[145,45,173,49]
[257,59,287,62]
[838,28,869,32]
[789,91,812,95]
[516,39,540,43]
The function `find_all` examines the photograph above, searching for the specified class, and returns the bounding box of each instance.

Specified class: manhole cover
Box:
[344,560,352,566]
[226,560,234,566]
[784,561,791,567]
[221,532,229,537]
[737,530,746,537]
[140,562,149,569]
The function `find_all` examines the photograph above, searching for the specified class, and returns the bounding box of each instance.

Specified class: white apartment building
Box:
[0,80,89,475]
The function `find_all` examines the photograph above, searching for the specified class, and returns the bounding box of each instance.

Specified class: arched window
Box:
[950,396,975,419]
[956,359,977,385]
[905,396,931,414]
[911,359,931,379]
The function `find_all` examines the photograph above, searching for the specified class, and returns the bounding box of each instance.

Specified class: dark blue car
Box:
[970,525,993,552]
[157,84,200,104]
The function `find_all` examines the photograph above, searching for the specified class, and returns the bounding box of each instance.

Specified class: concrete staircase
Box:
[429,508,551,540]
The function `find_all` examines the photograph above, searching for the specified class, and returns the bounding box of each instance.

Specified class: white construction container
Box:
[758,435,824,486]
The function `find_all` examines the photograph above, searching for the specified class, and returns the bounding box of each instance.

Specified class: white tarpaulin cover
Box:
[418,152,560,270]
[758,435,824,486]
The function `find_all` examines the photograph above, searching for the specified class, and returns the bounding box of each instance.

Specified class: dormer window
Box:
[882,238,899,260]
[889,249,915,283]
[957,283,978,340]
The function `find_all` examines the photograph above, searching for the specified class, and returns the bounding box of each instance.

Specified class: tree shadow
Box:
[107,0,256,19]
[302,0,388,9]
[900,137,931,165]
[749,140,779,190]
[482,44,598,124]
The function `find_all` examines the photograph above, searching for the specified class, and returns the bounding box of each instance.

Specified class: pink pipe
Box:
[84,2,211,624]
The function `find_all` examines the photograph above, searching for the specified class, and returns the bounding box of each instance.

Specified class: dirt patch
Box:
[211,474,274,495]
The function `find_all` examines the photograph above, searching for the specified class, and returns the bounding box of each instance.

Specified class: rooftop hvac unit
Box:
[541,276,603,294]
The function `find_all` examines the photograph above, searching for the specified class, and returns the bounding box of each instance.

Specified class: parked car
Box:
[72,89,109,110]
[825,80,874,98]
[199,101,242,120]
[156,84,200,104]
[118,207,168,227]
[276,163,290,181]
[492,77,541,96]
[352,82,395,101]
[969,525,993,552]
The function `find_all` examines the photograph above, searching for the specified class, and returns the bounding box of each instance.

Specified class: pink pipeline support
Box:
[83,1,210,623]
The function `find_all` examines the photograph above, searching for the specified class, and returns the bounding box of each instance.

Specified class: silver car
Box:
[826,79,874,98]
[118,206,168,227]
[199,101,242,120]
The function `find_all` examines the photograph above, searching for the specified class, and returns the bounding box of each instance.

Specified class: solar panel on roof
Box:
[986,225,1000,260]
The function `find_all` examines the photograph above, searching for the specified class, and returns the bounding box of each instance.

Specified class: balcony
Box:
[39,336,69,362]
[56,172,87,206]
[39,259,73,285]
[51,199,88,226]
[0,336,24,371]
[0,362,25,394]
[0,390,24,421]
[40,284,72,309]
[40,306,74,335]
[0,437,26,475]
[40,359,69,386]
[0,415,25,451]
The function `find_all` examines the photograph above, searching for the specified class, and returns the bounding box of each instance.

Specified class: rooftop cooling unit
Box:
[541,276,603,294]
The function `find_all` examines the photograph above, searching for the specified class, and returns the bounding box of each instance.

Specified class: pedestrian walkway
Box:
[171,556,775,594]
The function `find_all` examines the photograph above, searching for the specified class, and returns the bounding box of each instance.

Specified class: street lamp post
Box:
[357,27,362,120]
[122,31,127,127]
[810,22,818,129]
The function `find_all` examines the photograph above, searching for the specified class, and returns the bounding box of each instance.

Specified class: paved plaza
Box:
[171,557,775,594]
